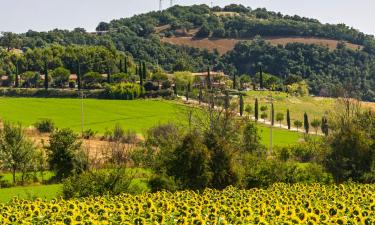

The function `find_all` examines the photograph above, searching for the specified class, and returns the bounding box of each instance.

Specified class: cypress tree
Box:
[271,103,275,126]
[186,82,191,101]
[44,61,49,90]
[233,74,236,89]
[107,65,111,83]
[321,116,329,136]
[255,98,259,121]
[304,112,309,134]
[124,57,128,74]
[15,60,19,88]
[77,61,81,90]
[207,67,211,90]
[119,59,123,73]
[259,65,263,89]
[173,83,178,96]
[239,94,244,116]
[142,61,147,80]
[138,62,143,86]
[198,87,203,104]
[224,91,230,110]
[286,109,291,130]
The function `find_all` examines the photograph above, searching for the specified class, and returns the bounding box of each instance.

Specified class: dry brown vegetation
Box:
[161,36,362,54]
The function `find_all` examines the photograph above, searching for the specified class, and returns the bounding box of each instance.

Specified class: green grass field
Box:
[0,184,61,203]
[0,97,184,134]
[0,97,301,147]
[245,91,336,126]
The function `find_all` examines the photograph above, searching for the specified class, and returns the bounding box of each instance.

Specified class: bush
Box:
[34,119,55,133]
[82,129,97,139]
[148,174,178,192]
[62,169,134,198]
[47,128,89,180]
[103,82,144,100]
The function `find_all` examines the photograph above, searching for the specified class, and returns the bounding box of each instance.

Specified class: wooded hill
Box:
[1,4,375,101]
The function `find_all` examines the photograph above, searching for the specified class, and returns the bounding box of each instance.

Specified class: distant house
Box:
[192,71,229,88]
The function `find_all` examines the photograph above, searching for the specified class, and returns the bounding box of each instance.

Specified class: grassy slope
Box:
[244,91,335,126]
[0,184,61,202]
[0,97,184,134]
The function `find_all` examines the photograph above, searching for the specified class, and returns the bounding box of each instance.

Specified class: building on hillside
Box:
[192,71,229,89]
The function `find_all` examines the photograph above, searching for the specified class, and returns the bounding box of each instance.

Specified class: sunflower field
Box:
[0,183,374,224]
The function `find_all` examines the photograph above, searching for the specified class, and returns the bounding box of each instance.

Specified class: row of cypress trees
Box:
[239,97,329,135]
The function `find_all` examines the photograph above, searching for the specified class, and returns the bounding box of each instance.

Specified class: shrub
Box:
[34,119,55,133]
[148,174,178,192]
[82,129,97,139]
[62,169,134,198]
[104,82,144,100]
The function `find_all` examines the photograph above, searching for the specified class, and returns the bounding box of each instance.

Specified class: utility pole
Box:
[268,93,274,155]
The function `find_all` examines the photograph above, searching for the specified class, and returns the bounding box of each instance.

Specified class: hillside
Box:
[162,36,362,54]
[1,4,375,101]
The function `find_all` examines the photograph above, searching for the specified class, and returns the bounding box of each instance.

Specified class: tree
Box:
[255,98,259,121]
[261,111,268,122]
[142,61,147,80]
[286,109,291,130]
[276,112,284,127]
[259,65,263,89]
[138,62,143,86]
[233,73,237,89]
[321,116,329,136]
[242,122,261,153]
[0,122,36,184]
[245,105,253,118]
[96,22,109,31]
[304,112,309,134]
[294,120,303,131]
[47,128,88,180]
[311,119,321,135]
[44,61,49,90]
[124,57,128,74]
[52,67,70,88]
[76,61,81,90]
[170,132,212,190]
[207,67,211,90]
[195,23,211,38]
[239,94,244,116]
[0,32,21,51]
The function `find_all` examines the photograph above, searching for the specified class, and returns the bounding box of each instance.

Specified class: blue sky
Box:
[1,0,374,35]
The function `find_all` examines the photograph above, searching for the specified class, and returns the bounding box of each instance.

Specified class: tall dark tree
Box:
[239,94,244,116]
[321,116,329,136]
[271,103,275,126]
[186,82,191,101]
[255,98,259,121]
[286,109,291,130]
[15,60,19,88]
[207,67,211,90]
[107,64,111,83]
[198,87,203,104]
[138,62,143,86]
[124,57,128,74]
[119,59,123,73]
[224,91,230,110]
[259,65,263,89]
[233,74,236,89]
[76,61,81,90]
[173,83,178,96]
[44,61,49,90]
[304,112,309,134]
[142,61,147,79]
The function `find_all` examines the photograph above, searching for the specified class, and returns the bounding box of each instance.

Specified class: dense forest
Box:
[1,4,375,100]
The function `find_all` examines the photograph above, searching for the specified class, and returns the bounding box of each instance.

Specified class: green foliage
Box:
[34,119,55,133]
[195,23,211,38]
[47,128,88,180]
[62,169,136,198]
[170,132,212,190]
[304,112,309,134]
[311,118,321,134]
[148,174,178,192]
[0,122,37,184]
[276,112,284,127]
[241,122,262,154]
[104,82,144,100]
[83,72,103,89]
[51,67,70,88]
[294,120,303,131]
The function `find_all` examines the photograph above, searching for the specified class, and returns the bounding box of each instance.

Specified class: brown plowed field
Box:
[162,36,362,54]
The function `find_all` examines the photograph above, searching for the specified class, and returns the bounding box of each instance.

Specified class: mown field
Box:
[1,183,373,224]
[0,97,302,147]
[245,91,336,125]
